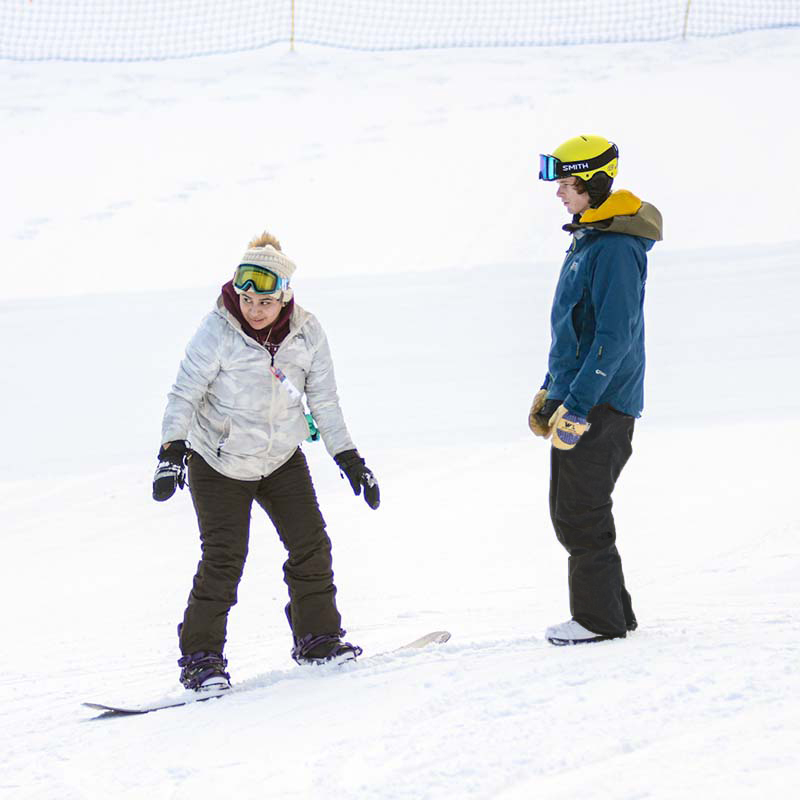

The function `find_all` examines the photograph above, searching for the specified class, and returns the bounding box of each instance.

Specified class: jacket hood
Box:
[563,189,663,242]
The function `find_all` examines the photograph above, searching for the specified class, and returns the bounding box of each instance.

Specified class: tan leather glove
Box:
[549,405,591,451]
[528,389,551,437]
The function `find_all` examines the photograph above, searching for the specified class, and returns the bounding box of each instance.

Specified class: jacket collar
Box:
[563,189,663,242]
[216,283,309,349]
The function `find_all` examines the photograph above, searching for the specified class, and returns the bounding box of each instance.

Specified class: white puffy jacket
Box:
[161,298,355,480]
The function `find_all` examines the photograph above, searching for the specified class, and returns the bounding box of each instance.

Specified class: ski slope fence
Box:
[2,1,799,61]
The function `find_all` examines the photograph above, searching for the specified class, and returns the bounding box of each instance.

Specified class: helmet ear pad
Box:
[583,172,614,208]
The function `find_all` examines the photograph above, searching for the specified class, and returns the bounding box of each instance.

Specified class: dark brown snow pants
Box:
[178,449,341,655]
[549,404,637,638]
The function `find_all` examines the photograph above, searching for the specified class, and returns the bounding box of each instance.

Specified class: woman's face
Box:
[239,290,283,329]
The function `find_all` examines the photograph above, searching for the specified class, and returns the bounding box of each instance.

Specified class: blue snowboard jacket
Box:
[543,190,663,419]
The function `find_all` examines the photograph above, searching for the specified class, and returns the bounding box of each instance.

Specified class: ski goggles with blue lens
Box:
[539,154,560,181]
[233,263,290,294]
[539,144,618,181]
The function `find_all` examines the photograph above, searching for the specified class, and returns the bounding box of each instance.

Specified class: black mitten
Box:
[334,449,380,510]
[152,440,190,502]
[534,398,563,432]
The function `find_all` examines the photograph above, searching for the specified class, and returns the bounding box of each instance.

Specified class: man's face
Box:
[556,178,591,216]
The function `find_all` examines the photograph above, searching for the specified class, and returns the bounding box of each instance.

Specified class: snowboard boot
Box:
[178,650,231,692]
[545,619,625,646]
[291,630,363,665]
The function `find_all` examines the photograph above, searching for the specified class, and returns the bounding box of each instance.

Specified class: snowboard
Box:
[83,630,451,717]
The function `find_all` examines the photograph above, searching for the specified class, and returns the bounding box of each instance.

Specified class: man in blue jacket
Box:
[530,135,662,646]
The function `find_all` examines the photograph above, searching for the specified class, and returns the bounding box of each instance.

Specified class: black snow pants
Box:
[178,448,341,655]
[549,403,637,638]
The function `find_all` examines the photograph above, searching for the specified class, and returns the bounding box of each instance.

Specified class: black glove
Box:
[334,449,380,510]
[533,398,563,433]
[152,440,190,502]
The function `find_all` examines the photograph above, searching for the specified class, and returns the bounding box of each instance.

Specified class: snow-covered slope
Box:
[1,26,799,800]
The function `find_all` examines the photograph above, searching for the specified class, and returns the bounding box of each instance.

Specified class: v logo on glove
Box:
[549,406,591,451]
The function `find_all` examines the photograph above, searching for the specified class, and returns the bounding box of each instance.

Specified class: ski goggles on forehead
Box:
[538,144,619,181]
[233,263,290,294]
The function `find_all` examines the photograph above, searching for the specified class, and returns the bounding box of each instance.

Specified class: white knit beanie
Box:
[237,244,297,302]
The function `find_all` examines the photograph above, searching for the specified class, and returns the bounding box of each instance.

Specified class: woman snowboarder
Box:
[153,231,379,692]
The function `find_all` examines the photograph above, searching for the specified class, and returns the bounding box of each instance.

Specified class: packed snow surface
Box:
[1,27,799,800]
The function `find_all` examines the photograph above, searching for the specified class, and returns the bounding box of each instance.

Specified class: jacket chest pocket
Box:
[292,349,313,376]
[560,254,586,296]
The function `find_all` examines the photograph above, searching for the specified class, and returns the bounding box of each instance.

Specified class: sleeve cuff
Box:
[563,395,591,418]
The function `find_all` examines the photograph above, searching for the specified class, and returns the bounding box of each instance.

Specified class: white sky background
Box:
[1,25,799,800]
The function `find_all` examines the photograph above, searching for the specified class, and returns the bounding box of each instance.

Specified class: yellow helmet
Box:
[539,135,618,182]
